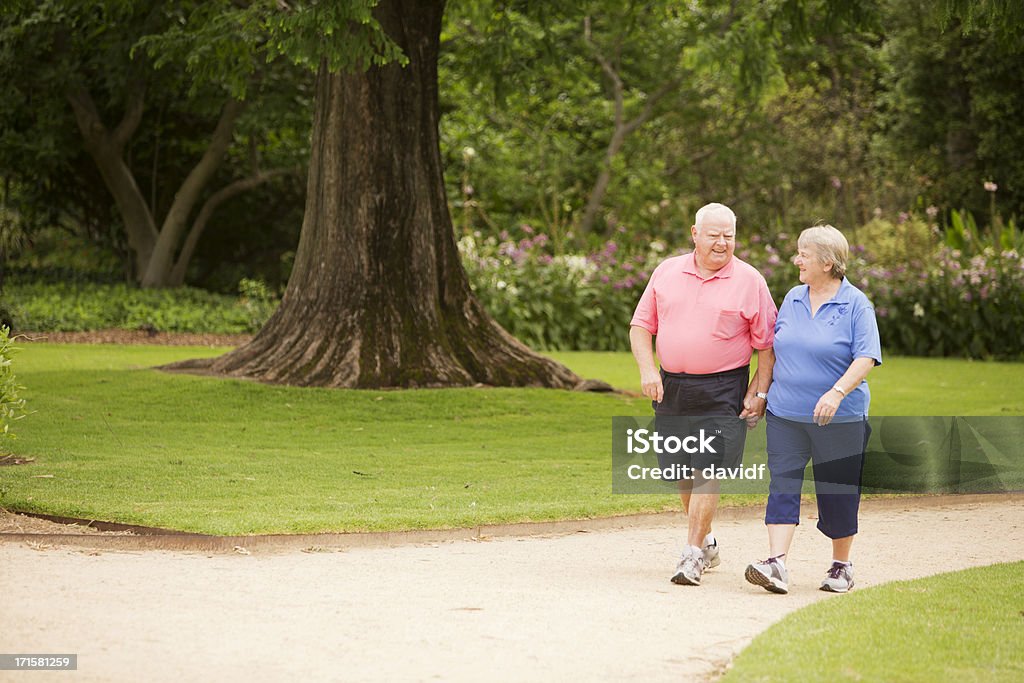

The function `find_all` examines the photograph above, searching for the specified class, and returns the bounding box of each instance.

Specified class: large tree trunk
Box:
[164,0,581,389]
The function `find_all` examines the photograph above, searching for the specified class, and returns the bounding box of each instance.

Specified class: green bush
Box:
[0,326,28,442]
[2,281,278,334]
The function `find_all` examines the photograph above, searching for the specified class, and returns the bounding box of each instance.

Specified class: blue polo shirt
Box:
[767,278,882,419]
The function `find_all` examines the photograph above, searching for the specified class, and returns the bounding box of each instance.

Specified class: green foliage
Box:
[460,232,658,351]
[2,281,278,334]
[874,0,1024,220]
[0,326,27,442]
[136,0,407,100]
[944,209,1024,255]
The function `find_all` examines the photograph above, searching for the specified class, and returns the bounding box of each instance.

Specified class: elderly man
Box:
[630,202,777,586]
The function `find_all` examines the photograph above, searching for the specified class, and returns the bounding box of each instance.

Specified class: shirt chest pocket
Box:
[713,310,747,340]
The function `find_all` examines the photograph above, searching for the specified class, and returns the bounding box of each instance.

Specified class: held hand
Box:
[813,390,843,426]
[640,369,664,403]
[739,394,766,430]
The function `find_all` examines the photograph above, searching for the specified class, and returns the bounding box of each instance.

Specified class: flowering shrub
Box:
[460,230,676,351]
[461,223,1024,360]
[860,247,1024,359]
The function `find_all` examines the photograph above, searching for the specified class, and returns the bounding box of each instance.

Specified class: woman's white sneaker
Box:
[820,562,854,593]
[744,556,789,594]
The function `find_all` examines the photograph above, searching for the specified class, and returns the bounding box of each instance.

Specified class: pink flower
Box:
[984,181,998,192]
[831,177,842,190]
[926,205,939,219]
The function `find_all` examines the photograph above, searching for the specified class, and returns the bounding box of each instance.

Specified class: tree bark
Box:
[67,86,158,277]
[140,99,245,287]
[164,0,581,389]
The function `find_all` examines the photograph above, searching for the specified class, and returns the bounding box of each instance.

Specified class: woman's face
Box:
[794,243,832,286]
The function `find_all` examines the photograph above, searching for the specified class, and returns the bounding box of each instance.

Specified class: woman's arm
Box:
[812,356,877,426]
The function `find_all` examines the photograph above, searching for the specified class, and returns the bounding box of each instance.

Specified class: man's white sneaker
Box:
[702,540,720,570]
[671,548,704,586]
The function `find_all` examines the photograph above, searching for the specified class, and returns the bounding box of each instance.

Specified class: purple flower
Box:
[898,212,909,224]
[521,224,534,235]
[600,275,610,284]
[831,176,842,190]
[926,205,939,219]
[877,307,889,318]
[751,235,761,243]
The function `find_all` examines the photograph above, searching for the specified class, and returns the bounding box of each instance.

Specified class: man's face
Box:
[690,212,736,272]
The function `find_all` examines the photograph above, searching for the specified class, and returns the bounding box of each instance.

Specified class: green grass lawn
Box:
[1,344,1022,534]
[723,561,1024,682]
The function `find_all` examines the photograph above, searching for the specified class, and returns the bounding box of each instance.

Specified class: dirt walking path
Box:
[2,497,1022,682]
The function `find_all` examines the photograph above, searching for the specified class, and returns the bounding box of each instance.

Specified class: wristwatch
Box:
[754,392,768,400]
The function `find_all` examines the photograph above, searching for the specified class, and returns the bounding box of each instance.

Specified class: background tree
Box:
[167,0,582,389]
[0,1,309,286]
[872,0,1024,220]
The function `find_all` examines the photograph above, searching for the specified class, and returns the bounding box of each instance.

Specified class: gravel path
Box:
[2,497,1022,682]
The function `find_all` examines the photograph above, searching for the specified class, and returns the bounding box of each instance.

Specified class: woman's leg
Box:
[831,535,854,562]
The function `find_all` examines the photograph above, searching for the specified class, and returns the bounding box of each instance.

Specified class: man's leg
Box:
[686,477,720,548]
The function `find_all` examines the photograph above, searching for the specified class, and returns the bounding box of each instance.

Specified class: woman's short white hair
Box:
[694,203,736,231]
[798,224,849,279]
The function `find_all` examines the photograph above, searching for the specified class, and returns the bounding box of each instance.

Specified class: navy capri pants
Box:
[764,412,871,539]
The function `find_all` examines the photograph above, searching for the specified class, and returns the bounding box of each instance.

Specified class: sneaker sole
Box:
[744,564,788,594]
[670,572,701,586]
[819,581,853,593]
[704,554,721,570]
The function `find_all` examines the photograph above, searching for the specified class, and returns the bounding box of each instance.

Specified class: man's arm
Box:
[740,346,775,425]
[629,325,663,403]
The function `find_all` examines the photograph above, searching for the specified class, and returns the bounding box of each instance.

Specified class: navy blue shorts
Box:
[765,412,871,539]
[653,365,749,477]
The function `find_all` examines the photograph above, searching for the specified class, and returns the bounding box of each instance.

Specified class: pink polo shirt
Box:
[630,253,777,375]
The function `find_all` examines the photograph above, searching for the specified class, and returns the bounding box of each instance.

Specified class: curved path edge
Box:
[2,492,1017,553]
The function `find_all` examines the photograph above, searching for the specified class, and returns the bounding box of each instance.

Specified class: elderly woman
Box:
[745,225,882,594]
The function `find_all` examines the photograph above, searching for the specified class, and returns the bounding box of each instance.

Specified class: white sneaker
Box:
[820,562,854,593]
[702,539,720,570]
[745,556,789,594]
[671,548,704,586]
